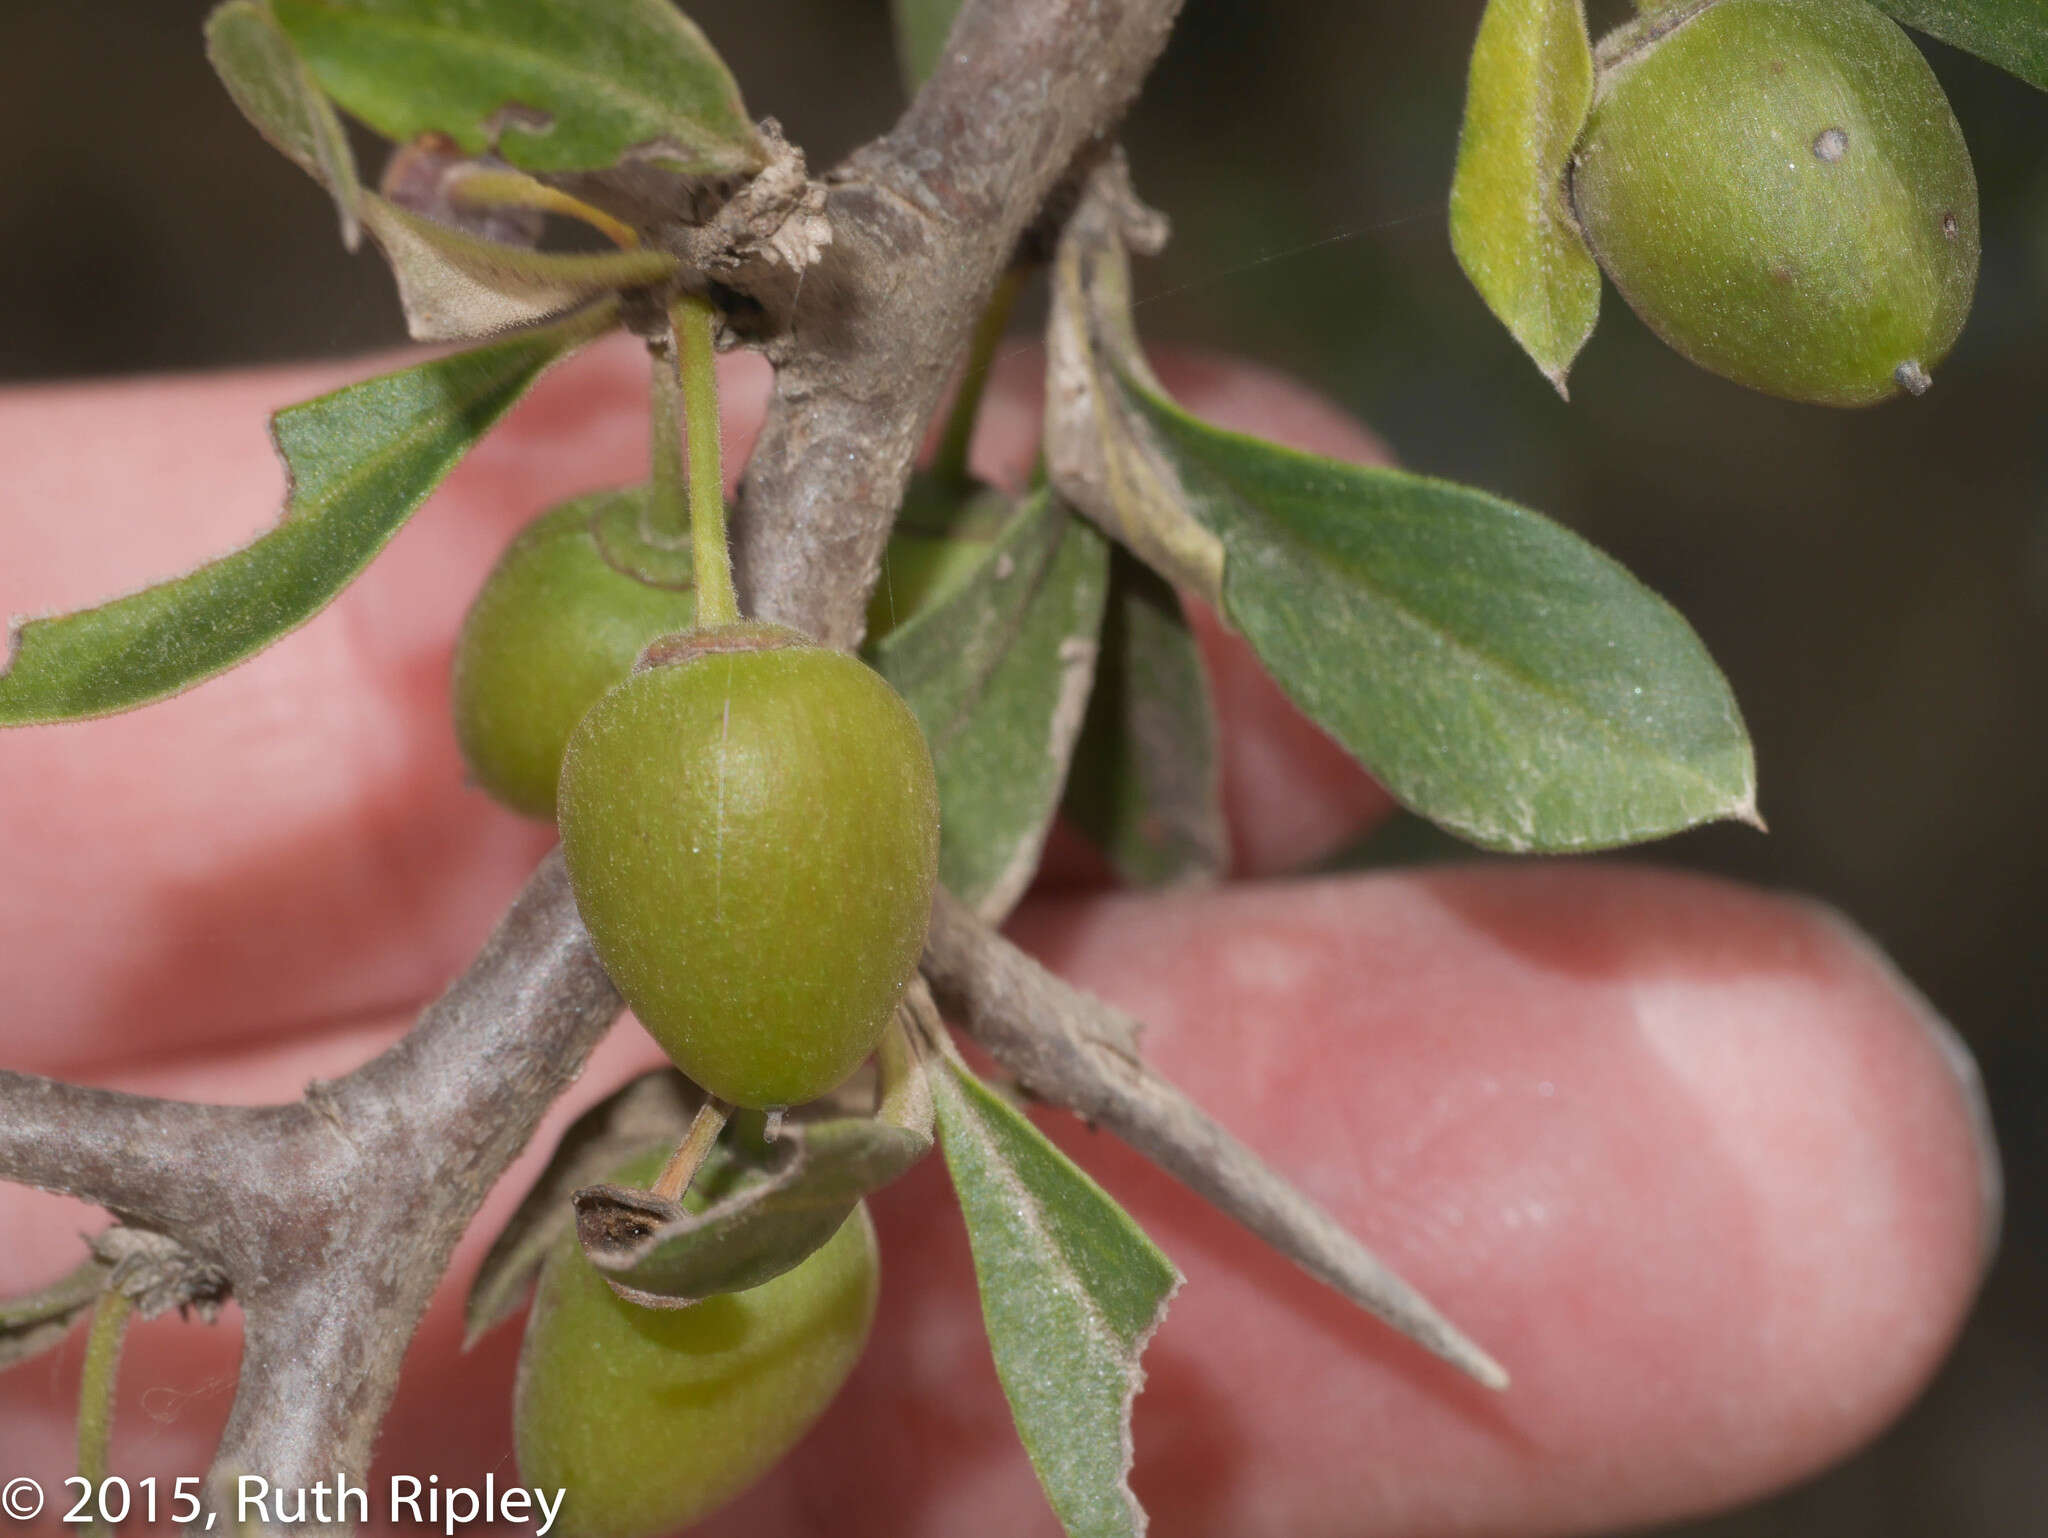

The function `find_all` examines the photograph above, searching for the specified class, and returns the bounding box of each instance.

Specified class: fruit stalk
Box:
[76,1286,132,1538]
[673,293,740,627]
[650,1097,733,1202]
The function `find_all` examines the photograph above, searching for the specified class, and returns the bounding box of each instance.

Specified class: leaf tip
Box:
[1465,1344,1512,1393]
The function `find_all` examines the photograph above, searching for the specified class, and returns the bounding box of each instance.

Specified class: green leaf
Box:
[1873,0,2048,90]
[574,1019,934,1306]
[271,0,764,175]
[205,0,363,249]
[890,0,963,92]
[1123,384,1757,853]
[0,1256,110,1372]
[1450,0,1600,395]
[0,305,611,726]
[1062,548,1227,887]
[926,1041,1179,1538]
[869,487,1110,922]
[464,1070,701,1347]
[360,193,678,341]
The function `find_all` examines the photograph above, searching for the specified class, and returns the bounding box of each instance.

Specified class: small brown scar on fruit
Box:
[1895,361,1933,396]
[1813,128,1848,163]
[1770,263,1794,285]
[1942,211,1960,240]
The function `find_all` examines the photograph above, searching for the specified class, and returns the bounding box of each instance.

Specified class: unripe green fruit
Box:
[451,495,695,819]
[1572,0,1978,405]
[515,1182,879,1538]
[558,624,940,1108]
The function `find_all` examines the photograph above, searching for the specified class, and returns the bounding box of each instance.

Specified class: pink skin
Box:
[0,338,1996,1536]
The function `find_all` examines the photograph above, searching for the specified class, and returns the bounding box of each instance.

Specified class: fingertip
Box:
[1001,865,1994,1534]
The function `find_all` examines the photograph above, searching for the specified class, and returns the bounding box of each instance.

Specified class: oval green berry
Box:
[514,1185,879,1538]
[1572,0,1979,405]
[451,494,695,819]
[558,624,940,1109]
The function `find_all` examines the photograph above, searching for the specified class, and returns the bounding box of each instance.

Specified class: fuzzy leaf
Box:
[928,1046,1179,1538]
[361,193,677,340]
[1044,172,1223,607]
[890,0,963,91]
[206,0,363,248]
[1062,548,1227,886]
[1450,0,1600,395]
[0,1257,110,1372]
[464,1070,701,1347]
[1874,0,2048,89]
[1123,383,1757,852]
[574,1019,933,1306]
[0,305,610,726]
[869,487,1110,922]
[271,0,764,175]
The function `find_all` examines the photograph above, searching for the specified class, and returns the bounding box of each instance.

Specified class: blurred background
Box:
[2,1,2042,1531]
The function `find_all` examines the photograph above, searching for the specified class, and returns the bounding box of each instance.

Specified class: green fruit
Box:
[1572,0,1978,405]
[558,624,940,1109]
[515,1185,879,1538]
[451,492,696,819]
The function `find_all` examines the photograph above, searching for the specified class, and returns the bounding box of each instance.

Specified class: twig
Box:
[733,0,1188,649]
[920,889,1511,1390]
[0,1075,277,1245]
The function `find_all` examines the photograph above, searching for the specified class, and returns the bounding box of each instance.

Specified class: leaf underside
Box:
[1043,182,1225,607]
[1449,0,1600,394]
[464,1070,703,1347]
[270,0,764,174]
[575,1019,935,1306]
[1122,383,1757,852]
[1875,0,2048,91]
[870,488,1111,923]
[929,1051,1179,1538]
[360,193,677,340]
[0,305,610,726]
[206,0,363,246]
[1061,548,1228,887]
